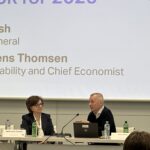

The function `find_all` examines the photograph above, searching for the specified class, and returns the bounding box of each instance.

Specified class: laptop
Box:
[73,122,99,138]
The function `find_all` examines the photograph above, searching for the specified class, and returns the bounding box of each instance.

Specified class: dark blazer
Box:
[20,112,54,135]
[87,106,116,136]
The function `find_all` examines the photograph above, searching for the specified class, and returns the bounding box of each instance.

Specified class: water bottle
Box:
[123,121,129,133]
[104,121,110,139]
[32,121,37,137]
[5,119,11,130]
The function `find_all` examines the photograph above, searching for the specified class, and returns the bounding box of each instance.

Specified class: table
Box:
[0,135,125,143]
[0,136,124,150]
[27,144,123,150]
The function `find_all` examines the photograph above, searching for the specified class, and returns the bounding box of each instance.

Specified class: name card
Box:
[2,129,26,137]
[111,132,130,140]
[0,125,14,136]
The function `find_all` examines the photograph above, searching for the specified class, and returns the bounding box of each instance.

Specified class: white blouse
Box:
[33,114,44,137]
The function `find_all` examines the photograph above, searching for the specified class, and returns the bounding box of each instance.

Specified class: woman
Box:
[21,95,55,136]
[123,131,150,150]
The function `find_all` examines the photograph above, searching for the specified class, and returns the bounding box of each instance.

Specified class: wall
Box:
[0,99,150,136]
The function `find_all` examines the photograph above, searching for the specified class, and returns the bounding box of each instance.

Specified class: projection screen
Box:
[0,0,150,100]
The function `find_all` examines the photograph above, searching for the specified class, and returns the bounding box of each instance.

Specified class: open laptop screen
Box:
[73,122,99,138]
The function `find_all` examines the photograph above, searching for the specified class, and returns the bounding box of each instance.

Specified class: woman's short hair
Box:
[123,131,150,150]
[26,96,44,113]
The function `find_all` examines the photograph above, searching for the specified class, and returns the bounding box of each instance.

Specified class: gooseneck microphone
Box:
[61,113,79,136]
[42,113,79,143]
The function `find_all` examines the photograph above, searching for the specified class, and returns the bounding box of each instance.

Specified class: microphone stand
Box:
[57,113,79,137]
[42,113,79,143]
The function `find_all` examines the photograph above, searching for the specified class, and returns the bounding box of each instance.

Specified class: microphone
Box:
[60,113,79,136]
[42,113,79,143]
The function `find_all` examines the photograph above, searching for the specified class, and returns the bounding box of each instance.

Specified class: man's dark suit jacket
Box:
[87,106,116,136]
[21,112,54,135]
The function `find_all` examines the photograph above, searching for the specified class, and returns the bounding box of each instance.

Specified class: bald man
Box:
[87,93,116,136]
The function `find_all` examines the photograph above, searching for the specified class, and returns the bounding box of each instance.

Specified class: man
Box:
[87,92,116,136]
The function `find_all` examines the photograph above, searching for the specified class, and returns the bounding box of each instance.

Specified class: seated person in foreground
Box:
[87,92,116,136]
[21,95,55,136]
[123,131,150,150]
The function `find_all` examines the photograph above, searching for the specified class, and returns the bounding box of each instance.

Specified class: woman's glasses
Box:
[34,103,43,107]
